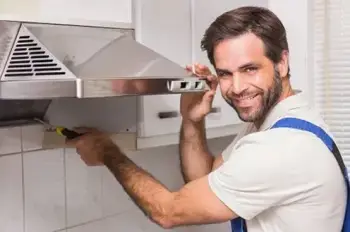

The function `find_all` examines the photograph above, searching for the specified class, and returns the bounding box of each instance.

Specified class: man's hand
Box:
[65,128,120,166]
[181,64,218,123]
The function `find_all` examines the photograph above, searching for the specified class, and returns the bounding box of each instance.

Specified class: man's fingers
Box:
[202,89,216,106]
[64,127,99,146]
[185,65,192,72]
[209,76,219,90]
[185,63,212,77]
[201,75,218,91]
[197,64,211,75]
[72,127,98,134]
[65,136,80,146]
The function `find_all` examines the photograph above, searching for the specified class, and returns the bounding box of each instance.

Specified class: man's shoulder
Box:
[221,123,256,161]
[233,114,334,159]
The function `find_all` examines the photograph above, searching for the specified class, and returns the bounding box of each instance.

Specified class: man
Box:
[67,6,347,232]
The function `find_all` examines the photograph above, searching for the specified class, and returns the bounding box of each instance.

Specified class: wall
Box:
[268,0,311,100]
[0,123,233,232]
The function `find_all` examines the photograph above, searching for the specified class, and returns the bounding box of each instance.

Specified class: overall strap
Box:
[270,117,348,178]
[230,117,349,232]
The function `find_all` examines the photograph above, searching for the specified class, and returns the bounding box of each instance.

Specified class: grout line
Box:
[63,147,68,230]
[0,151,23,157]
[57,210,130,231]
[0,147,61,157]
[20,126,26,232]
[101,165,104,217]
[20,126,23,153]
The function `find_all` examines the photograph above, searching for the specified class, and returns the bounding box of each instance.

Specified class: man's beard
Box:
[225,66,283,122]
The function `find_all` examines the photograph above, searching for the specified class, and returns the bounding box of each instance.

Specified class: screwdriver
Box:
[55,126,83,140]
[34,118,83,140]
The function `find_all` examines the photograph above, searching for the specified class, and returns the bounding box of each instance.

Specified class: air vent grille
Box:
[4,34,66,78]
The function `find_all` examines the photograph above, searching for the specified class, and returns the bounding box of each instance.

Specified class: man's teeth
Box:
[239,95,256,100]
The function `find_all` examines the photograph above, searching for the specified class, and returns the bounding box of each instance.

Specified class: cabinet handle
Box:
[158,111,179,119]
[209,107,221,114]
[157,107,221,119]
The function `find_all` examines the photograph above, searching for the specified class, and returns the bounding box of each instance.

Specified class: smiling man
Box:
[67,6,347,232]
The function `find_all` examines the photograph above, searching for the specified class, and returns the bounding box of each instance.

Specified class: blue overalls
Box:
[230,117,350,232]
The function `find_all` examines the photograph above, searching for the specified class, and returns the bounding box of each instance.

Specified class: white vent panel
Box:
[3,26,75,80]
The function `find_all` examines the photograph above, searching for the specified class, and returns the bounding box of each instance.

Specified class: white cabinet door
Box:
[191,0,268,129]
[135,0,192,137]
[0,0,132,27]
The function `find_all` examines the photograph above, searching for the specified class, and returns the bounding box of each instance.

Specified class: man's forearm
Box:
[103,146,174,227]
[179,119,214,183]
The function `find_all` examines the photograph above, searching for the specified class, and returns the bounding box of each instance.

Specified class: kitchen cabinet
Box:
[0,0,132,28]
[134,0,192,138]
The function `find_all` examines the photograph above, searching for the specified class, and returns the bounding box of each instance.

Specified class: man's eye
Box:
[244,67,258,73]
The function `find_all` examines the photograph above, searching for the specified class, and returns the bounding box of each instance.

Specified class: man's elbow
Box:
[149,200,177,229]
[150,213,175,229]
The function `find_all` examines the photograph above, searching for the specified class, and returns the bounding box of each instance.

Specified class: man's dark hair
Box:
[201,6,290,78]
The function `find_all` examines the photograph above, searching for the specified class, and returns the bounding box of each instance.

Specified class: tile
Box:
[67,220,101,232]
[102,211,144,232]
[23,149,65,232]
[22,124,68,151]
[101,167,134,217]
[67,211,146,232]
[126,209,179,232]
[21,124,45,151]
[130,147,185,190]
[0,154,23,232]
[0,126,21,155]
[65,148,103,227]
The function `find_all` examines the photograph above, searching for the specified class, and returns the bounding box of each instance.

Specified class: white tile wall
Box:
[0,127,21,155]
[0,124,233,232]
[101,167,134,217]
[65,148,103,227]
[21,125,45,152]
[0,154,23,232]
[23,149,66,232]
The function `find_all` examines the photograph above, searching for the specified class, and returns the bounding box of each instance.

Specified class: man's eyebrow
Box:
[237,62,259,70]
[216,62,260,74]
[215,68,231,74]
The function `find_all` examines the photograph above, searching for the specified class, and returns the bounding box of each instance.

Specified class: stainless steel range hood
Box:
[0,20,209,128]
[0,20,208,99]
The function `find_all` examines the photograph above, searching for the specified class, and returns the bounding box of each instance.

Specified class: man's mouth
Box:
[232,93,260,107]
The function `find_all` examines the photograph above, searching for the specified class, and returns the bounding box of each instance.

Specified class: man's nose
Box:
[230,74,247,95]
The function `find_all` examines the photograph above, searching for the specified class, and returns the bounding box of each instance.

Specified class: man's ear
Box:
[278,50,289,78]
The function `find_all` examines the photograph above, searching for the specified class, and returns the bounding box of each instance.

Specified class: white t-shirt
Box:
[208,92,347,232]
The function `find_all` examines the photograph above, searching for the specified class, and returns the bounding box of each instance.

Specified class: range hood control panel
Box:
[167,79,209,92]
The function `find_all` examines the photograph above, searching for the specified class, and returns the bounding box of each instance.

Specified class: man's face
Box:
[213,33,285,122]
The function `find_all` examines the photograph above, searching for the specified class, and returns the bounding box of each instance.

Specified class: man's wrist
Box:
[181,118,206,131]
[102,143,124,165]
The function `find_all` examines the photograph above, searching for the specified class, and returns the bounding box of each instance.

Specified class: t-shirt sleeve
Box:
[208,138,289,220]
